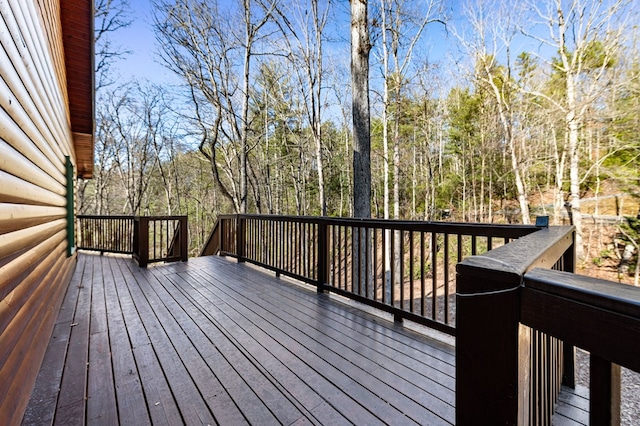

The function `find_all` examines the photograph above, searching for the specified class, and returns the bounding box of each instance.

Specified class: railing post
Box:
[137,216,149,268]
[456,260,529,425]
[562,229,576,388]
[236,215,245,262]
[317,219,328,293]
[180,216,188,262]
[590,354,621,426]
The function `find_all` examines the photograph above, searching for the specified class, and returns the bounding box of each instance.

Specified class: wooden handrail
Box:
[200,219,221,256]
[456,226,575,425]
[77,215,135,254]
[78,215,188,267]
[522,268,640,424]
[201,214,542,336]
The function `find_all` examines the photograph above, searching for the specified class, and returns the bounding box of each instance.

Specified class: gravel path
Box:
[575,348,640,424]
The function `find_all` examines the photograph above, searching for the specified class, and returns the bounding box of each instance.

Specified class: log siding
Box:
[0,0,93,423]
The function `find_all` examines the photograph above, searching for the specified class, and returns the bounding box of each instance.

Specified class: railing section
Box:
[133,216,188,267]
[208,215,540,335]
[77,215,134,254]
[456,226,576,425]
[522,269,640,425]
[78,215,188,267]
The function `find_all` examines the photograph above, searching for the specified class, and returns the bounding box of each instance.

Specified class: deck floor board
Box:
[23,253,588,425]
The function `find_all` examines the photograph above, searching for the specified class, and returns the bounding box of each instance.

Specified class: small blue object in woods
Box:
[535,216,549,228]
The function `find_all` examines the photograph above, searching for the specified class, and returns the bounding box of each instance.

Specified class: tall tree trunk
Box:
[240,0,252,214]
[558,6,584,259]
[350,0,372,298]
[351,0,371,219]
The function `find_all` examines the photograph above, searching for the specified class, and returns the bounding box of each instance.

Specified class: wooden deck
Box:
[21,253,588,425]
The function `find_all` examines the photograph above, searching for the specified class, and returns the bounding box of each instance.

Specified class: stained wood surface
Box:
[22,253,588,425]
[1,0,83,421]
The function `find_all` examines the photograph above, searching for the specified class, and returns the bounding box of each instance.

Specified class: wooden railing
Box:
[77,215,188,267]
[77,215,135,254]
[204,215,640,424]
[200,218,221,256]
[133,216,188,267]
[521,269,640,424]
[201,214,540,335]
[456,226,576,425]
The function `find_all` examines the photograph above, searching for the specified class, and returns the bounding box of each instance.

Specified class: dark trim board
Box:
[22,253,588,425]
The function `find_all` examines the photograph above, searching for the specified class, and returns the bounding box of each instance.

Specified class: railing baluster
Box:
[373,228,378,302]
[400,230,405,312]
[382,227,387,305]
[444,233,450,324]
[420,231,425,317]
[432,232,437,321]
[409,231,414,314]
[390,229,395,308]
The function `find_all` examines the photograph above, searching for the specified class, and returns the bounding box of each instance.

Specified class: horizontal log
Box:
[0,139,66,196]
[0,243,65,337]
[0,219,65,261]
[0,169,66,206]
[0,1,70,162]
[0,255,73,425]
[14,0,74,156]
[0,107,65,186]
[0,230,66,301]
[0,243,65,365]
[0,204,66,235]
[0,41,66,175]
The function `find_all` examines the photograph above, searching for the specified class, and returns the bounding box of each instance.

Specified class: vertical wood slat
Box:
[373,228,378,302]
[444,233,450,324]
[432,232,437,321]
[409,231,414,314]
[390,230,396,308]
[399,230,404,311]
[590,355,621,426]
[382,228,387,305]
[420,231,425,317]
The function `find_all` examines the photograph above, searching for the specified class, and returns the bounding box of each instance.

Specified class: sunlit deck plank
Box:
[23,252,588,425]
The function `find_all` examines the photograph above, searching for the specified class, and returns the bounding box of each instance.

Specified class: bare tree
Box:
[78,0,131,214]
[94,0,132,90]
[373,0,442,297]
[154,0,278,213]
[523,0,631,258]
[275,0,331,215]
[457,0,532,224]
[105,84,162,215]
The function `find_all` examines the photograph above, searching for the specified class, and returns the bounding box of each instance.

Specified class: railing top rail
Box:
[525,268,640,320]
[134,215,188,221]
[523,267,640,377]
[77,215,135,220]
[78,215,187,220]
[218,214,540,237]
[457,226,574,289]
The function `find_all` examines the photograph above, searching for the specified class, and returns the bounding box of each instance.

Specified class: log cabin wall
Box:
[0,0,93,423]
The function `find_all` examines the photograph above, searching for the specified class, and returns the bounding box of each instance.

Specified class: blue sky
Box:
[108,0,456,88]
[109,0,177,84]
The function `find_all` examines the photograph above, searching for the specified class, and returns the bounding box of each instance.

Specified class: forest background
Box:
[83,0,640,282]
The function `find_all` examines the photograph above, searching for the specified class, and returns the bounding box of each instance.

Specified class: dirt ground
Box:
[579,220,638,285]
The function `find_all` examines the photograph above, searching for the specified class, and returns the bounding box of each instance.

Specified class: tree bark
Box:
[351,0,371,219]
